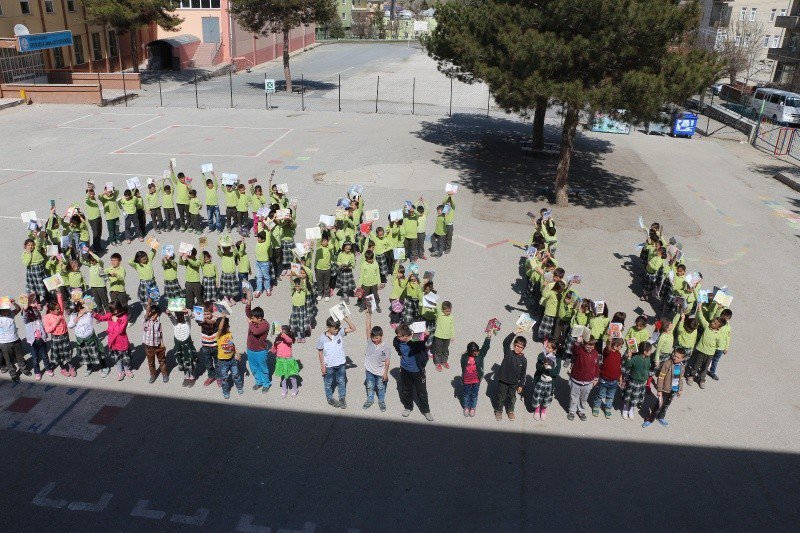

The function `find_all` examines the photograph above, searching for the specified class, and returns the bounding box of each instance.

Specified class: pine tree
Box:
[229,0,338,93]
[424,0,721,206]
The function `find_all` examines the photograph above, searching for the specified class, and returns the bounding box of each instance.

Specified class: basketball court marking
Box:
[685,184,743,227]
[57,112,162,130]
[110,125,293,158]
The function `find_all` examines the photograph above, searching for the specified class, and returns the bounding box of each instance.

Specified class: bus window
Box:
[786,97,800,107]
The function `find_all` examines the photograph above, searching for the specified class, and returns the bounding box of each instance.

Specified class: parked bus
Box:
[751,88,800,125]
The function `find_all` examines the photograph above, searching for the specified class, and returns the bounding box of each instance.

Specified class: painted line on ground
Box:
[254,128,294,157]
[759,195,800,228]
[111,124,175,153]
[0,170,36,186]
[684,245,750,266]
[319,66,355,80]
[59,115,162,130]
[685,184,743,227]
[0,168,160,177]
[55,113,96,127]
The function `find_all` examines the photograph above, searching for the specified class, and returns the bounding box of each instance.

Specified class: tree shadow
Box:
[412,114,642,208]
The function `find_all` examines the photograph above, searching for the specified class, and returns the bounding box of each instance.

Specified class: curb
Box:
[773,171,800,194]
[0,99,24,111]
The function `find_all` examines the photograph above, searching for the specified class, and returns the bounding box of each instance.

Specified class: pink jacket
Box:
[43,293,67,336]
[274,333,294,359]
[94,312,130,351]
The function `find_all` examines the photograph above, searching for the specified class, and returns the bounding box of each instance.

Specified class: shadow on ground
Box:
[2,379,797,531]
[413,114,641,209]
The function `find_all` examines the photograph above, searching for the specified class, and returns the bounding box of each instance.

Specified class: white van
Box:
[751,88,800,125]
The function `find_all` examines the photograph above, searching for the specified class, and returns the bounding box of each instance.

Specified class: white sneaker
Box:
[324,296,330,302]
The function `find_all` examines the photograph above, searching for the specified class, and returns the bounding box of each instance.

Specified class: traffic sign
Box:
[265,79,276,94]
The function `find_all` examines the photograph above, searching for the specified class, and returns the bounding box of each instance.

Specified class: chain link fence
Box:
[116,68,503,117]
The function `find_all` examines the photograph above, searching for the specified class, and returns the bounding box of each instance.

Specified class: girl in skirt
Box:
[95,301,133,381]
[68,301,107,377]
[23,300,51,380]
[43,292,74,377]
[167,308,198,387]
[22,236,47,303]
[402,273,423,326]
[335,241,356,304]
[370,227,391,286]
[128,249,158,309]
[217,241,239,307]
[289,277,309,343]
[622,342,652,419]
[280,216,297,276]
[300,260,317,328]
[201,251,219,302]
[642,244,665,300]
[531,339,560,420]
[388,263,407,328]
[162,253,183,299]
[273,325,299,397]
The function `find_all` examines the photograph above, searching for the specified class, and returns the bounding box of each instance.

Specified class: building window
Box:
[108,30,118,57]
[53,47,64,68]
[0,2,4,16]
[91,32,102,61]
[67,0,74,11]
[20,0,30,14]
[765,35,771,47]
[44,0,54,12]
[74,35,84,64]
[775,35,782,48]
[771,9,777,22]
[781,9,787,16]
[341,12,345,19]
[734,34,741,46]
[177,0,218,7]
[749,8,756,21]
[739,7,746,21]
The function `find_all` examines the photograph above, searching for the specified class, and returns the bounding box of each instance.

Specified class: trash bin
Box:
[671,112,698,138]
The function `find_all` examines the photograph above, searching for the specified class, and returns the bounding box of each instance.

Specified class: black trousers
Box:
[361,283,379,307]
[687,351,713,382]
[496,380,517,413]
[316,269,331,295]
[185,281,202,310]
[648,391,677,421]
[88,216,103,251]
[225,207,237,230]
[444,224,454,253]
[399,367,429,413]
[177,203,190,230]
[150,208,164,231]
[90,286,110,314]
[163,208,176,230]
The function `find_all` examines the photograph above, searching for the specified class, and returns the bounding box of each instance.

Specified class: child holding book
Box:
[245,294,271,393]
[460,332,492,417]
[289,277,309,343]
[335,241,356,304]
[393,322,431,420]
[167,308,197,387]
[162,252,182,299]
[129,249,157,309]
[162,183,176,231]
[313,232,334,302]
[188,189,203,234]
[432,301,455,371]
[180,248,202,310]
[708,308,732,381]
[68,301,106,377]
[217,240,238,307]
[0,299,26,381]
[85,187,104,252]
[22,235,47,303]
[223,183,239,233]
[100,186,122,246]
[44,292,73,377]
[204,172,221,233]
[119,189,142,243]
[622,341,652,419]
[684,311,724,389]
[358,249,381,313]
[531,338,560,420]
[592,338,624,418]
[643,348,685,428]
[201,251,219,302]
[23,300,51,380]
[146,181,164,234]
[442,195,455,254]
[402,272,423,326]
[254,231,272,298]
[273,325,299,398]
[86,252,110,313]
[236,240,252,303]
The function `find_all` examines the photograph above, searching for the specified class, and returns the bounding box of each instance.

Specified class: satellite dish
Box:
[14,24,30,36]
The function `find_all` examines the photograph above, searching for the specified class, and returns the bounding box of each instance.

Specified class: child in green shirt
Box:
[235,183,251,237]
[100,187,122,246]
[146,181,164,234]
[432,301,455,371]
[201,251,219,302]
[431,205,447,257]
[204,172,221,233]
[119,189,143,243]
[105,253,128,308]
[236,240,252,302]
[358,250,381,313]
[162,253,181,299]
[188,189,202,234]
[86,252,110,313]
[162,183,176,232]
[129,249,157,306]
[288,277,309,342]
[335,241,356,304]
[622,341,652,419]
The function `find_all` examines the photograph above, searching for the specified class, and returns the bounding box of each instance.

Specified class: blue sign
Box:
[17,30,73,53]
[672,112,698,137]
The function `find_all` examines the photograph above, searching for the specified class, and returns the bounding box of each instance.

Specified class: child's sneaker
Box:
[443,362,450,369]
[591,407,600,417]
[46,369,54,377]
[186,377,196,388]
[265,291,272,297]
[203,377,214,386]
[69,368,77,377]
[182,378,190,387]
[262,385,270,394]
[60,368,70,377]
[339,397,347,409]
[604,408,613,419]
[435,364,442,372]
[642,420,652,428]
[237,388,244,395]
[125,370,134,378]
[463,407,469,417]
[216,379,223,387]
[117,372,124,381]
[223,392,230,399]
[34,373,42,381]
[533,406,541,420]
[101,368,111,378]
[327,398,340,408]
[658,418,669,427]
[363,400,374,410]
[402,409,412,417]
[469,408,475,417]
[84,368,93,377]
[494,411,502,421]
[541,407,548,420]
[378,401,386,411]
[254,291,261,298]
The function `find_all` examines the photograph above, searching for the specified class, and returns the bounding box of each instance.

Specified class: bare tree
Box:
[715,18,767,85]
[351,11,373,39]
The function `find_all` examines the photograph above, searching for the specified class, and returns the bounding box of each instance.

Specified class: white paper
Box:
[364,294,377,312]
[277,183,289,194]
[201,163,213,174]
[593,300,605,315]
[445,183,458,194]
[276,209,291,220]
[422,292,438,308]
[46,245,59,257]
[638,215,645,230]
[20,211,37,224]
[389,209,403,222]
[319,215,335,228]
[126,176,141,190]
[329,302,350,322]
[178,242,194,254]
[364,209,379,221]
[289,196,299,208]
[221,173,238,186]
[170,158,177,168]
[294,241,309,257]
[105,181,114,191]
[162,170,171,180]
[713,291,732,307]
[410,321,426,334]
[515,313,536,331]
[393,247,405,261]
[305,227,322,240]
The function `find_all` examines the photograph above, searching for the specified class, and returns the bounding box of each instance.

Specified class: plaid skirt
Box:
[623,379,647,407]
[26,263,47,300]
[281,240,295,270]
[305,290,318,318]
[643,271,657,293]
[289,304,309,337]
[137,279,158,305]
[402,298,420,325]
[50,332,72,366]
[336,268,355,295]
[110,348,131,367]
[376,253,389,280]
[220,272,238,299]
[164,279,183,299]
[76,335,101,367]
[202,276,219,302]
[538,314,555,340]
[532,379,555,407]
[174,337,198,371]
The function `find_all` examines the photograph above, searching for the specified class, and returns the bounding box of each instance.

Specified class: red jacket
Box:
[570,342,599,382]
[599,348,623,381]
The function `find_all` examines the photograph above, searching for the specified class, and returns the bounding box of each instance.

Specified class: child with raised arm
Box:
[167,307,198,387]
[460,331,492,417]
[273,325,299,398]
[129,249,157,309]
[531,338,560,420]
[245,293,271,393]
[494,328,528,421]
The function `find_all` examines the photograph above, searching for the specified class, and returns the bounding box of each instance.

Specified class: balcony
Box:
[768,46,800,64]
[775,15,800,29]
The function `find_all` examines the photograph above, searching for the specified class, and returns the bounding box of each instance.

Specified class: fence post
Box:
[301,74,305,111]
[338,73,341,112]
[412,77,415,115]
[194,74,199,109]
[449,77,453,117]
[265,73,268,110]
[121,70,127,107]
[706,91,714,136]
[97,72,102,102]
[158,71,163,107]
[229,69,233,108]
[376,75,380,113]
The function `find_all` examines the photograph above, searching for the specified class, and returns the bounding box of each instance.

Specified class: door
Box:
[202,17,220,43]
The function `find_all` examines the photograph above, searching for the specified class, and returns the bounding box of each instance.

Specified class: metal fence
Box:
[113,68,504,117]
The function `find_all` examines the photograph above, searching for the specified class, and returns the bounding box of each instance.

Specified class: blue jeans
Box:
[593,378,618,409]
[365,371,385,403]
[200,345,217,378]
[463,382,479,409]
[206,205,221,231]
[30,338,50,374]
[247,348,270,388]
[324,364,346,400]
[710,349,725,375]
[255,261,271,293]
[218,358,243,394]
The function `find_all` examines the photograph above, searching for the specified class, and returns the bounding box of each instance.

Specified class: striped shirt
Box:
[200,318,220,348]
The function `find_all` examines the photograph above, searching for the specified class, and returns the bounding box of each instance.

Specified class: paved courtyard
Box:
[0,56,799,530]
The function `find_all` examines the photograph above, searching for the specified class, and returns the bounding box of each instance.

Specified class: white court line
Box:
[55,113,96,127]
[170,124,291,130]
[114,152,277,158]
[255,128,293,157]
[110,124,175,153]
[319,66,355,80]
[60,115,162,131]
[0,168,161,177]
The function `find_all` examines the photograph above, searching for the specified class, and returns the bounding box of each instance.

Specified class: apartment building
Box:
[699,0,794,83]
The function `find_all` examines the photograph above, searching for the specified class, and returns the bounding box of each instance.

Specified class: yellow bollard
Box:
[20,89,26,99]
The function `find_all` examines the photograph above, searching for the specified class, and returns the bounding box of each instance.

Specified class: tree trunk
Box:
[532,95,547,150]
[130,30,139,73]
[283,29,291,93]
[554,105,579,207]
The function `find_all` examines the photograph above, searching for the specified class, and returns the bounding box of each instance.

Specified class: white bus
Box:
[751,88,800,125]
